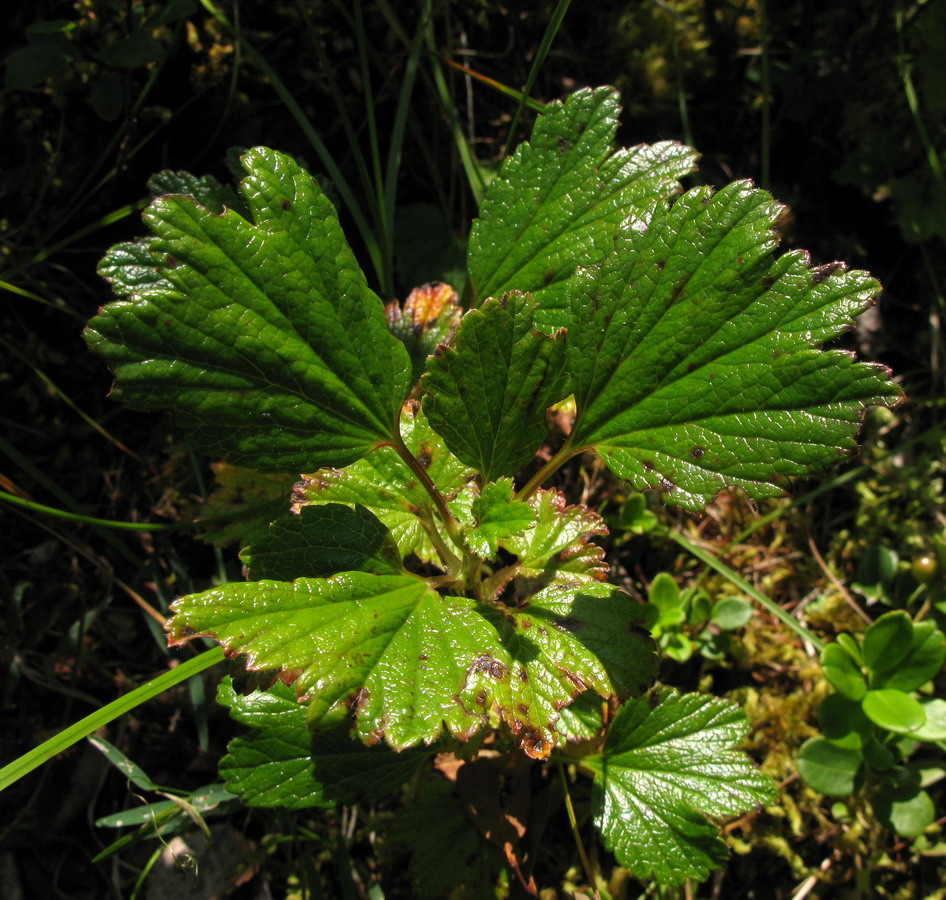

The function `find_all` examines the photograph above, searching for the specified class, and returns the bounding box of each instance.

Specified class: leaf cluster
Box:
[85,85,899,889]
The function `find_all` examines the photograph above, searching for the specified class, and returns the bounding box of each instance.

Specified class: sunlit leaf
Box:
[565,181,901,509]
[468,86,697,327]
[87,147,412,472]
[587,688,774,885]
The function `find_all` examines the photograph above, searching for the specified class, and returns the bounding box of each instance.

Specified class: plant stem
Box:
[391,434,464,551]
[516,435,580,501]
[556,762,602,900]
[665,529,825,652]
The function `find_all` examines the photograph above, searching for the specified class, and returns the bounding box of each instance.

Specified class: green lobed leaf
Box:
[292,401,474,562]
[216,677,332,809]
[147,169,247,217]
[423,292,567,480]
[393,779,505,899]
[467,87,697,327]
[504,489,609,585]
[168,575,654,759]
[86,146,412,472]
[98,238,174,298]
[565,181,901,511]
[466,478,537,559]
[217,677,427,809]
[587,687,775,886]
[239,503,403,580]
[797,736,862,795]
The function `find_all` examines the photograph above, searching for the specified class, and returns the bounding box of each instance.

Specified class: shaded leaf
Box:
[240,503,403,580]
[872,620,946,693]
[566,181,901,510]
[217,677,332,809]
[587,687,775,886]
[468,87,697,327]
[86,146,412,472]
[147,169,246,217]
[424,293,567,480]
[394,779,505,899]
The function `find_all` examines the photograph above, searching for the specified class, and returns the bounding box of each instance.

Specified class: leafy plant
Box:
[45,84,899,890]
[642,571,752,663]
[798,609,946,838]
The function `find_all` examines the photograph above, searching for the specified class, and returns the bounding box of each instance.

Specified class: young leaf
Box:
[466,478,537,559]
[817,693,873,750]
[565,181,902,510]
[424,292,566,480]
[86,147,412,472]
[386,281,462,387]
[503,489,609,584]
[586,687,775,886]
[168,575,654,759]
[467,87,697,326]
[239,503,403,580]
[293,401,474,562]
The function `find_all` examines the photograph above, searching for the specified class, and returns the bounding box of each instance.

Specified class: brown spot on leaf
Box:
[557,136,571,154]
[417,447,433,468]
[641,459,655,472]
[659,477,676,492]
[475,689,489,707]
[517,667,529,683]
[811,261,844,285]
[164,255,178,267]
[656,259,666,270]
[689,446,705,460]
[521,729,550,759]
[280,198,292,211]
[471,655,508,681]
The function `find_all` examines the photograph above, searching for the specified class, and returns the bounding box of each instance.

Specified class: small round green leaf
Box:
[818,692,872,750]
[711,597,752,631]
[911,699,946,742]
[861,689,926,734]
[797,737,862,795]
[872,620,946,693]
[649,572,681,614]
[821,642,867,701]
[862,611,913,673]
[873,785,935,838]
